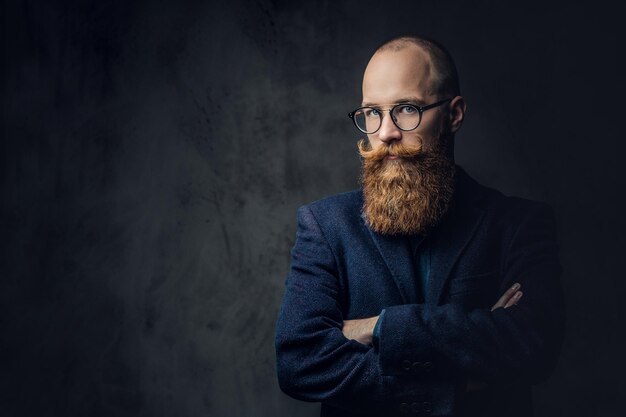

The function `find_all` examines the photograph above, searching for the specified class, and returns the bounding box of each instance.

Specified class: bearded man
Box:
[275,36,564,417]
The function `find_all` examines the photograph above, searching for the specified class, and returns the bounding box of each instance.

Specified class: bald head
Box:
[373,36,460,99]
[363,44,439,107]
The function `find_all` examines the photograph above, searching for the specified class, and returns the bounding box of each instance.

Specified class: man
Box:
[275,36,564,417]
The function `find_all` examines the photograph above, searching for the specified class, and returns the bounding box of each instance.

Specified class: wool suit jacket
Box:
[275,167,565,417]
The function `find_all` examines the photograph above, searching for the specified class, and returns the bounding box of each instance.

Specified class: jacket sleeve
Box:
[275,205,457,415]
[377,202,565,384]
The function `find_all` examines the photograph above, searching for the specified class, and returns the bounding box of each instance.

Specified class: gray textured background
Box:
[2,0,625,416]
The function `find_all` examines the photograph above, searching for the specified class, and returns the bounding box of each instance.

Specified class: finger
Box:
[491,282,520,310]
[341,321,354,339]
[504,291,522,308]
[491,282,521,311]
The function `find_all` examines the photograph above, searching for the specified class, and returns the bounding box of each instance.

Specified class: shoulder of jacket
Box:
[459,167,554,221]
[481,185,555,226]
[303,189,362,214]
[297,189,363,229]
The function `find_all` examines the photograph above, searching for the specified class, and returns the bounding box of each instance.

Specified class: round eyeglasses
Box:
[348,98,453,134]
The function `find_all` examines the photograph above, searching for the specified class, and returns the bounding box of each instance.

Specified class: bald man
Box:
[275,36,564,417]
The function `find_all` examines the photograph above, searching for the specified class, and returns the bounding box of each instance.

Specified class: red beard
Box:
[358,140,456,236]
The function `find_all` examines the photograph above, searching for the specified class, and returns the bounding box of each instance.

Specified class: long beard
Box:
[359,140,456,236]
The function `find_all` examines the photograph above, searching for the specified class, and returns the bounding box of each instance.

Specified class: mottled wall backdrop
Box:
[2,1,624,416]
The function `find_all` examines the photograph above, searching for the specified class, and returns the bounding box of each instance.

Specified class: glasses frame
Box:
[348,98,453,134]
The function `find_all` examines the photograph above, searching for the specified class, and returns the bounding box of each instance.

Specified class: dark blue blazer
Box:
[275,167,564,417]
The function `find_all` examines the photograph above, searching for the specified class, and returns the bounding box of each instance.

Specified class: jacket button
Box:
[402,360,412,371]
[423,401,432,413]
[400,402,409,414]
[423,361,432,371]
[412,361,422,371]
[411,402,420,413]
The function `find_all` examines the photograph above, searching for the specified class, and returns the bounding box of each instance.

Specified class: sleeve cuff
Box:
[372,309,385,349]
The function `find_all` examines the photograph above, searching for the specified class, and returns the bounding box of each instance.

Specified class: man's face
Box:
[358,45,457,236]
[361,46,447,153]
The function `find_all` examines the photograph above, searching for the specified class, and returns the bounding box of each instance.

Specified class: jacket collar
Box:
[365,166,487,305]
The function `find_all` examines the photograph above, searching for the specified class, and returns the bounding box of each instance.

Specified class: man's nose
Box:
[377,112,402,143]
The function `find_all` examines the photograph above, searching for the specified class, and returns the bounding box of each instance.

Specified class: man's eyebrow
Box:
[361,97,427,107]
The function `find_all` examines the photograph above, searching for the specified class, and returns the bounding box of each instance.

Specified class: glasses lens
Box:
[392,105,421,130]
[353,107,380,134]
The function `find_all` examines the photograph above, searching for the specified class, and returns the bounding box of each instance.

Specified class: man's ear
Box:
[449,96,467,134]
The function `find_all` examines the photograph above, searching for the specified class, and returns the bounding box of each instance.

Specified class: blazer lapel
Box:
[426,168,487,305]
[367,228,424,304]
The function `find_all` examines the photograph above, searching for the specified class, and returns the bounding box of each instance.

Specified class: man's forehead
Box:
[361,96,428,107]
[364,46,433,77]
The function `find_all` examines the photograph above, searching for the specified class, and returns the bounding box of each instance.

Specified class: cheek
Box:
[415,116,445,147]
[414,126,443,151]
[367,135,383,148]
[401,133,428,151]
[420,135,438,152]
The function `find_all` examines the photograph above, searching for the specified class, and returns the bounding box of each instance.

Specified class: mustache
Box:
[357,139,424,162]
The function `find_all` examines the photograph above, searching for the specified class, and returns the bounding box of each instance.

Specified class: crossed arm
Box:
[342,283,524,393]
[342,283,524,345]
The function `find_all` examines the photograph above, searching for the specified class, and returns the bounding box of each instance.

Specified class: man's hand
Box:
[491,282,523,311]
[342,316,379,345]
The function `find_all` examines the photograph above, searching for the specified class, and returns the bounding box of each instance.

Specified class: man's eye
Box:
[365,109,380,117]
[400,105,417,114]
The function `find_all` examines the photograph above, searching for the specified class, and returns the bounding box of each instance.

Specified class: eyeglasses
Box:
[348,98,453,134]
